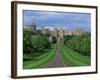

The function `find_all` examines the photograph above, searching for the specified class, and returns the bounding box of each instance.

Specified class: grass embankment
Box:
[23,44,56,69]
[61,40,90,67]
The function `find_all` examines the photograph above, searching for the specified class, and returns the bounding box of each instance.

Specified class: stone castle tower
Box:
[53,27,64,38]
[32,22,36,33]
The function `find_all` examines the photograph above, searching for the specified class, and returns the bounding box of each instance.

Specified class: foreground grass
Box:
[61,40,91,67]
[23,44,56,69]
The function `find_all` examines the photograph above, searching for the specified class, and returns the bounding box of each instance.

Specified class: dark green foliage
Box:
[23,29,33,54]
[64,33,91,56]
[23,28,51,57]
[51,36,57,44]
[44,33,51,37]
[31,31,37,35]
[63,35,73,44]
[31,35,51,53]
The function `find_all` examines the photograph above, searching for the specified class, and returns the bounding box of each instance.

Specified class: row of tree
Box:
[23,29,51,57]
[64,33,91,56]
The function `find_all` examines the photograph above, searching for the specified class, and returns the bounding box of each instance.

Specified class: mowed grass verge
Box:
[23,44,56,69]
[61,41,91,67]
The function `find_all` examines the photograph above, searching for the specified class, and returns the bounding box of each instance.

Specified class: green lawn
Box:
[60,40,91,67]
[23,44,56,69]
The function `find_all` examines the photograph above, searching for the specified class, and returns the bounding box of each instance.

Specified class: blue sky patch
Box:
[23,10,91,32]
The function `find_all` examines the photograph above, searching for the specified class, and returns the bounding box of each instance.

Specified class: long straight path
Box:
[48,38,65,68]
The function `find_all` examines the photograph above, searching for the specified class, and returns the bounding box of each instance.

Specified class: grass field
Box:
[23,39,91,69]
[60,40,91,67]
[23,44,56,69]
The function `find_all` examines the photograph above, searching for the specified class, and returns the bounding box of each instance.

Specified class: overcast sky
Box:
[23,10,91,32]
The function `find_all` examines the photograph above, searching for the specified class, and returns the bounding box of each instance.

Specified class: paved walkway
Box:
[48,38,65,68]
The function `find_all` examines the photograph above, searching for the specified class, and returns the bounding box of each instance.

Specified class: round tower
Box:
[32,22,36,33]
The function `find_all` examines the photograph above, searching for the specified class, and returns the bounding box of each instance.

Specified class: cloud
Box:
[23,10,91,32]
[24,10,90,23]
[24,10,66,20]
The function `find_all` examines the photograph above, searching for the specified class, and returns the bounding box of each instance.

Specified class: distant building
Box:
[27,22,36,34]
[59,27,64,38]
[64,30,73,36]
[37,29,41,34]
[41,26,84,38]
[72,28,83,36]
[41,27,51,35]
[32,22,36,33]
[53,27,65,38]
[53,28,58,37]
[26,23,84,38]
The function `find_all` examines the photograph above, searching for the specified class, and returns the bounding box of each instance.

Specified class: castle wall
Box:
[39,26,83,38]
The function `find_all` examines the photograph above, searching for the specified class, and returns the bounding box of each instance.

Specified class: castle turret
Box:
[32,22,36,33]
[59,27,64,38]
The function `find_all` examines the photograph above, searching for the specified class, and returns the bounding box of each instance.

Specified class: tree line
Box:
[63,32,91,56]
[23,29,57,57]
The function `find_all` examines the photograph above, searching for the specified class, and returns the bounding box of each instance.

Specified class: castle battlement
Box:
[26,22,84,38]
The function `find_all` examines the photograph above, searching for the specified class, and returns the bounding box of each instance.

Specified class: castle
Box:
[27,22,83,38]
[41,26,83,38]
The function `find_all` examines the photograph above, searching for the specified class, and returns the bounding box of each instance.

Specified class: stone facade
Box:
[41,27,50,35]
[26,25,84,38]
[26,21,83,37]
[27,22,36,33]
[72,28,83,36]
[64,30,73,36]
[41,26,83,38]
